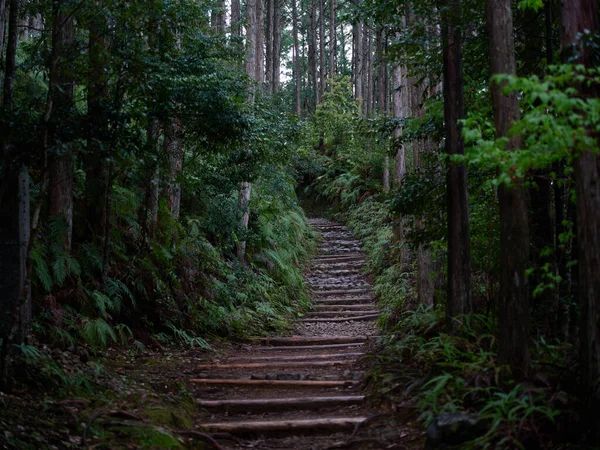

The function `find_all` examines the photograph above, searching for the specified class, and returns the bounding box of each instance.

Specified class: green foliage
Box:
[376,307,564,448]
[166,324,212,350]
[296,76,388,211]
[31,217,81,293]
[462,64,600,186]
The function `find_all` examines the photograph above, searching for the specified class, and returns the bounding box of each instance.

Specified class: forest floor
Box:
[0,218,424,449]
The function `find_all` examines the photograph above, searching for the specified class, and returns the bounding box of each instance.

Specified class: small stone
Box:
[276,373,301,380]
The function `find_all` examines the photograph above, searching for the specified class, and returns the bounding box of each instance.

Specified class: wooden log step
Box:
[197,395,365,412]
[302,314,379,323]
[247,336,372,346]
[314,296,374,304]
[199,417,368,434]
[189,379,358,388]
[312,264,365,271]
[251,342,366,351]
[314,304,376,311]
[311,269,362,275]
[314,289,372,297]
[227,352,365,362]
[304,311,378,318]
[313,254,364,262]
[312,285,370,292]
[196,360,355,370]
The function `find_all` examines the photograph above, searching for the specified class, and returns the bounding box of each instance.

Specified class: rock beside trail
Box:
[426,412,488,448]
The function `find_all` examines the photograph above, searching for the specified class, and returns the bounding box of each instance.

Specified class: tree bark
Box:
[0,0,30,381]
[237,182,252,261]
[443,0,473,329]
[391,62,409,266]
[0,0,7,84]
[329,0,336,78]
[164,117,183,220]
[558,0,600,403]
[272,0,282,93]
[48,0,75,251]
[354,23,363,103]
[487,0,531,378]
[143,118,160,239]
[361,24,369,113]
[238,0,259,261]
[231,0,241,36]
[309,0,319,107]
[86,8,109,241]
[292,0,301,113]
[366,25,373,115]
[319,0,326,98]
[255,0,265,84]
[265,0,273,87]
[211,0,226,33]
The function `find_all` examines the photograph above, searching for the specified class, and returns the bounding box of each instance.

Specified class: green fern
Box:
[31,243,52,292]
[106,278,136,308]
[81,317,117,352]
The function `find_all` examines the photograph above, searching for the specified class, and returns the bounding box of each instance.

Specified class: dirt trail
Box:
[190,218,389,449]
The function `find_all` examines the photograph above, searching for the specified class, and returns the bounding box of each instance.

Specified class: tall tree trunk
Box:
[164,117,183,220]
[272,0,282,93]
[246,0,258,82]
[292,0,301,113]
[411,77,435,306]
[379,29,390,192]
[211,0,226,33]
[309,0,318,107]
[443,0,473,329]
[366,25,374,115]
[319,0,326,98]
[0,0,31,383]
[86,5,113,284]
[231,0,241,36]
[255,0,265,84]
[361,24,369,113]
[48,0,75,251]
[329,0,335,79]
[354,23,363,103]
[487,0,531,378]
[0,0,7,84]
[265,0,273,87]
[237,182,252,261]
[86,7,110,248]
[145,119,160,239]
[558,0,600,405]
[391,62,409,266]
[238,0,259,262]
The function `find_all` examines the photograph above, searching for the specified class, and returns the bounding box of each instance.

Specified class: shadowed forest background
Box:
[1,0,600,448]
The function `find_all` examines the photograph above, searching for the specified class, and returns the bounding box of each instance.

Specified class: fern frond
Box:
[81,317,117,352]
[52,255,68,287]
[31,243,53,292]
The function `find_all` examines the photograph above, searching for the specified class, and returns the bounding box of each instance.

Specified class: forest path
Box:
[191,218,395,449]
